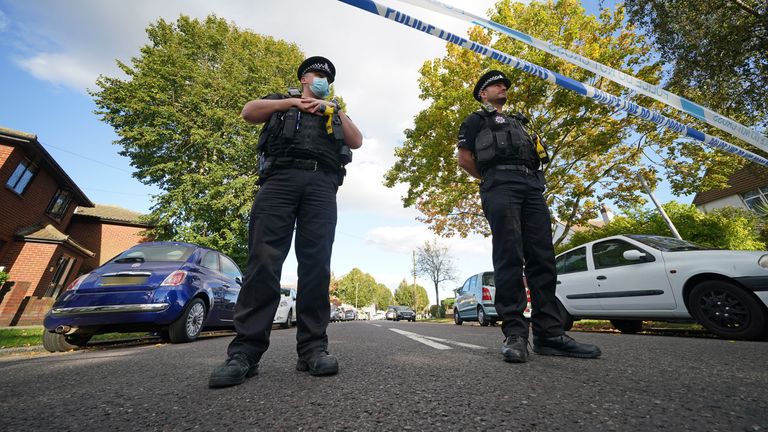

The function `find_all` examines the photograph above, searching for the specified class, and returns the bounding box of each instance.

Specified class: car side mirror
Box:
[235,277,243,286]
[623,250,647,261]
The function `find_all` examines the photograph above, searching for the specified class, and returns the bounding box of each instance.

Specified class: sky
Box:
[0,0,694,305]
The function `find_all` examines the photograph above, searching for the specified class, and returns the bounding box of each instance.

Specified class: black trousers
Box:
[227,168,339,361]
[480,168,564,339]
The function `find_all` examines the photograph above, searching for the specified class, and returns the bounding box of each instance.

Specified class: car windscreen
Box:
[394,306,413,312]
[625,235,709,252]
[482,272,495,287]
[110,244,195,263]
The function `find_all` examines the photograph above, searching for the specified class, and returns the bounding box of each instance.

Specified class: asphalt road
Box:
[1,321,766,432]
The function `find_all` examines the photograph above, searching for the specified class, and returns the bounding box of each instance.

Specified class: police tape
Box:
[337,0,768,168]
[396,0,768,154]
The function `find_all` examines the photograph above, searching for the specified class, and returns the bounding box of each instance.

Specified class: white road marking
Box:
[389,328,488,350]
[419,335,486,350]
[389,328,451,350]
[371,324,382,327]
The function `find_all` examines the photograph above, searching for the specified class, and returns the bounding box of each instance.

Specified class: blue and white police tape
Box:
[396,0,768,154]
[337,0,768,168]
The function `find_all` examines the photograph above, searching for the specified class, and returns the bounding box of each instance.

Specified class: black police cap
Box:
[473,70,511,102]
[297,56,336,84]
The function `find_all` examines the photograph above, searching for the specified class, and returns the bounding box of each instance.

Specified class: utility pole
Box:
[636,172,682,240]
[412,250,418,313]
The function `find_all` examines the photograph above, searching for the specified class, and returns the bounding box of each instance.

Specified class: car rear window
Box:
[111,244,195,263]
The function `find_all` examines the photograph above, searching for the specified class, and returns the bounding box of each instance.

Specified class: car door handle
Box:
[556,281,562,285]
[596,276,607,280]
[222,284,230,288]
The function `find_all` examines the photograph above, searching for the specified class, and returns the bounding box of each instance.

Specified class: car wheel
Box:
[42,331,78,353]
[610,319,643,334]
[688,280,767,341]
[556,299,574,331]
[169,298,206,343]
[478,307,490,327]
[454,309,463,325]
[281,309,292,329]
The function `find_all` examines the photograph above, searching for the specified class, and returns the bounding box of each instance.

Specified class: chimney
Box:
[600,203,614,224]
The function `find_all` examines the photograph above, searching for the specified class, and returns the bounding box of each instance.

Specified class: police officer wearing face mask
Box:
[457,70,600,363]
[209,56,363,388]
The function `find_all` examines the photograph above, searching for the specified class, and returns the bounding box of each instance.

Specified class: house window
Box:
[742,187,768,211]
[5,159,37,195]
[46,189,74,220]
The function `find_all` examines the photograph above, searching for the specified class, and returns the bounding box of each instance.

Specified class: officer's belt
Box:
[494,164,540,175]
[274,158,324,172]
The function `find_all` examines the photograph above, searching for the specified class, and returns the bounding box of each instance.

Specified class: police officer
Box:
[457,70,600,363]
[209,56,362,388]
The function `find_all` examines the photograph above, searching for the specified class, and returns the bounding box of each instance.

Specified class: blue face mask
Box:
[309,76,330,99]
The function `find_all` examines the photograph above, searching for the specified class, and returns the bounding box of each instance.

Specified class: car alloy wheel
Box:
[169,298,207,343]
[454,309,463,325]
[689,280,767,341]
[281,309,292,329]
[478,307,490,327]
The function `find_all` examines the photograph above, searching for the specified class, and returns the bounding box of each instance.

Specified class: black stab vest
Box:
[258,97,344,172]
[473,111,539,171]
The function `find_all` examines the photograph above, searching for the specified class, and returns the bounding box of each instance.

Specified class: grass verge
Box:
[0,326,153,349]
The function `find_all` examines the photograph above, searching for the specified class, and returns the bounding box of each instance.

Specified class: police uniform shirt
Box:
[458,111,539,171]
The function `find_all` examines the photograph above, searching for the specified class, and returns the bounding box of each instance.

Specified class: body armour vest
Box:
[258,101,345,172]
[473,111,539,172]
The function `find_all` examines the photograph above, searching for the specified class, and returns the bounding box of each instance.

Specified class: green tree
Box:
[373,283,395,311]
[625,0,768,130]
[91,15,305,267]
[393,279,429,313]
[558,202,765,252]
[336,268,377,308]
[383,0,742,246]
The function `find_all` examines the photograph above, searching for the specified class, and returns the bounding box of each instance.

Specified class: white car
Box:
[273,288,297,329]
[555,234,768,340]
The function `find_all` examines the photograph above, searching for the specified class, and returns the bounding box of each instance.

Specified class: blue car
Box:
[42,242,243,352]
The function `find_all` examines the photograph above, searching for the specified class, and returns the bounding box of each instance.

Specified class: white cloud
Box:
[366,224,491,255]
[0,9,9,31]
[17,52,99,90]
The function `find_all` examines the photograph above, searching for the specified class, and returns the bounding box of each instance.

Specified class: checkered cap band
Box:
[301,62,332,77]
[481,74,505,92]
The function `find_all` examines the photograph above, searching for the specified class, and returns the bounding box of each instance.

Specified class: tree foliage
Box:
[393,279,430,313]
[336,268,378,308]
[91,15,305,266]
[415,239,457,306]
[373,283,395,311]
[384,0,744,246]
[557,202,765,253]
[624,0,768,130]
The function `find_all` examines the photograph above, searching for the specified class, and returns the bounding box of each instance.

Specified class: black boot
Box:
[501,335,529,363]
[296,351,339,376]
[532,334,601,359]
[208,353,259,388]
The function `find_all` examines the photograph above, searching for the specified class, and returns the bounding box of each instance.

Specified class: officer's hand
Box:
[300,98,330,115]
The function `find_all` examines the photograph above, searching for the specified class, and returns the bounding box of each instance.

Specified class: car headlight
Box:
[759,254,768,269]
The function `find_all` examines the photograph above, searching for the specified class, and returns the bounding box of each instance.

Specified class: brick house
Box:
[0,127,150,326]
[69,204,151,272]
[693,163,768,213]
